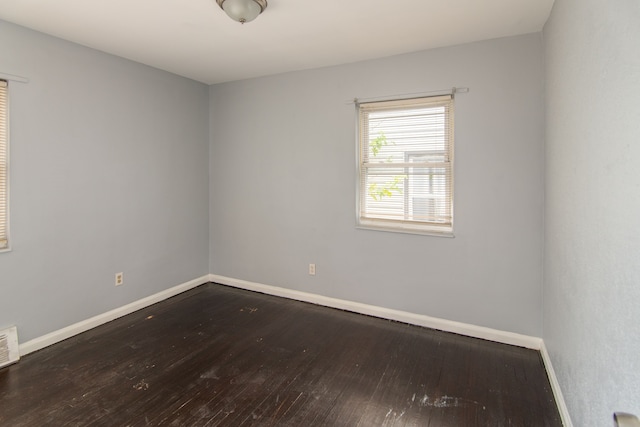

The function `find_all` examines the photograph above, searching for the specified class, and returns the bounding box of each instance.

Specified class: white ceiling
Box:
[0,0,555,85]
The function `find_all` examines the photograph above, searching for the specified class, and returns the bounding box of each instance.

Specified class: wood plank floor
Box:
[0,283,561,426]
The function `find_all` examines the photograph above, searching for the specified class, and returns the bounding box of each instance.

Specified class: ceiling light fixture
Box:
[216,0,267,24]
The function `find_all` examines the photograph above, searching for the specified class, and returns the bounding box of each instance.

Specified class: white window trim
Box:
[356,94,454,237]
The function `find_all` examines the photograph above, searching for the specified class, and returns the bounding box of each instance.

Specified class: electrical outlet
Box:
[309,263,316,276]
[115,272,124,286]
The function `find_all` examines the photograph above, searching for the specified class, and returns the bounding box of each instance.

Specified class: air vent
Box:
[0,326,19,369]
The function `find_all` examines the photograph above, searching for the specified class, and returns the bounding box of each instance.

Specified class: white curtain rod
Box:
[0,72,29,83]
[351,87,468,105]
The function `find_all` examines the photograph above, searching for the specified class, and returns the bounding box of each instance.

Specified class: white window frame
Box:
[0,79,9,251]
[357,94,454,236]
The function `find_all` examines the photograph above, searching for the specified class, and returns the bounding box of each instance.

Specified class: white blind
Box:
[358,95,454,234]
[0,80,8,249]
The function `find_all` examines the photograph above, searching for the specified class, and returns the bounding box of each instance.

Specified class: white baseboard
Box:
[540,342,573,427]
[208,274,543,350]
[19,275,210,356]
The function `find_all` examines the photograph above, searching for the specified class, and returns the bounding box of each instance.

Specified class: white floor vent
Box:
[0,326,20,369]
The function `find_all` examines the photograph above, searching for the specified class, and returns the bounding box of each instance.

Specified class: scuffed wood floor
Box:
[0,283,561,426]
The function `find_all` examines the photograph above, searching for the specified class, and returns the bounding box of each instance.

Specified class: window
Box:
[357,95,454,235]
[0,80,8,250]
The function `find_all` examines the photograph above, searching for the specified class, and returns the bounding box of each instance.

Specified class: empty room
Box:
[0,0,638,426]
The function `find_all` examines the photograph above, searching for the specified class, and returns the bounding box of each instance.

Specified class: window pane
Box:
[358,95,453,234]
[0,80,8,249]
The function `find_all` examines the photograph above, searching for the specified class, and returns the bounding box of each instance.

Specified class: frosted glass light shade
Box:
[216,0,267,23]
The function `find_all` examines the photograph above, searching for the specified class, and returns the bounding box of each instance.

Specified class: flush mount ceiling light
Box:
[216,0,268,24]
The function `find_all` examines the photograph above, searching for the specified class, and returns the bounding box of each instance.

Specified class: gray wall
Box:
[0,21,210,342]
[543,0,640,425]
[210,34,545,336]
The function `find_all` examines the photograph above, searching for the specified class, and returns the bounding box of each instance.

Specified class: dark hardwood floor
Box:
[0,283,561,426]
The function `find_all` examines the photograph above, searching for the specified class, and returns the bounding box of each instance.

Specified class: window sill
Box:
[356,222,454,238]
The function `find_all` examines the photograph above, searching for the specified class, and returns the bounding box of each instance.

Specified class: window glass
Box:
[357,95,454,235]
[0,80,9,250]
